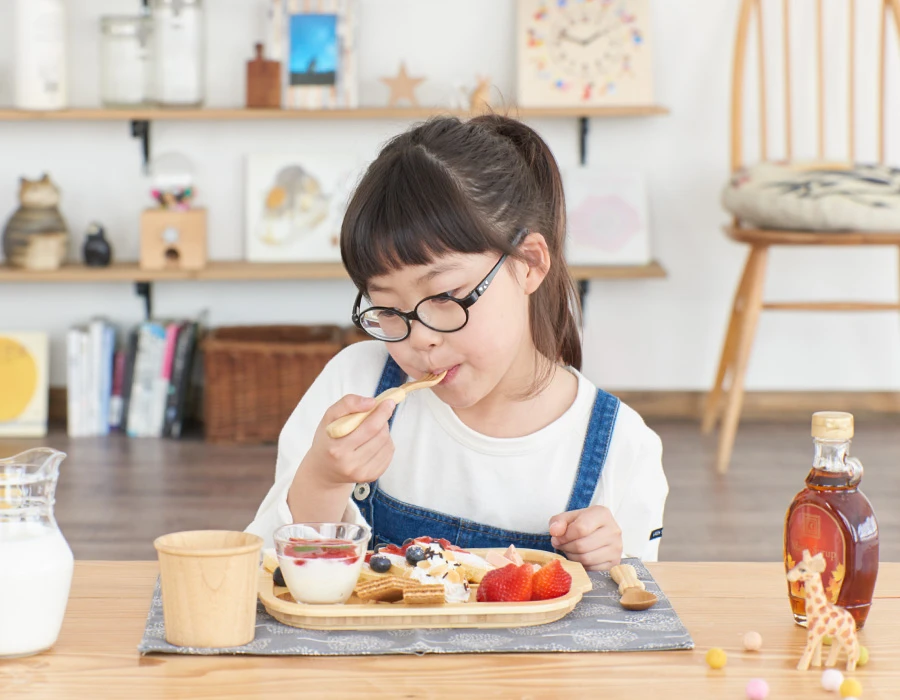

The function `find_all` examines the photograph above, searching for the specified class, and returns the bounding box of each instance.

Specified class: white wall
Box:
[1,0,899,391]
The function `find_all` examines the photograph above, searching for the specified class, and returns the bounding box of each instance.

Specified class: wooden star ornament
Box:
[380,62,426,107]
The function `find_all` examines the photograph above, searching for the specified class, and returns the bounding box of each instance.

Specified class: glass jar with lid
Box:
[150,0,205,107]
[99,15,152,108]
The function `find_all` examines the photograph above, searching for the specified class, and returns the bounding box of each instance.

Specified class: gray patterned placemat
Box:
[138,559,693,656]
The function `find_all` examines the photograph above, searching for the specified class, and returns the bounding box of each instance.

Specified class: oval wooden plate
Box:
[257,548,592,631]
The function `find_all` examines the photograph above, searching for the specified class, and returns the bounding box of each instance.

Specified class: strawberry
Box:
[476,563,534,602]
[437,538,466,552]
[531,560,572,601]
[379,544,404,556]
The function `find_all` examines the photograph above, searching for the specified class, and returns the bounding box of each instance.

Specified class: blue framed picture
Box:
[289,14,338,86]
[269,0,357,109]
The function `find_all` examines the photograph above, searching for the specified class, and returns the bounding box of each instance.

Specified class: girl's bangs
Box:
[341,148,507,291]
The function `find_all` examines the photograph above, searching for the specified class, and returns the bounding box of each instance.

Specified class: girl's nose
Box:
[406,320,443,352]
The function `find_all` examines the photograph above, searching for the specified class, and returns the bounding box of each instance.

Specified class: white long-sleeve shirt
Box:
[246,340,668,560]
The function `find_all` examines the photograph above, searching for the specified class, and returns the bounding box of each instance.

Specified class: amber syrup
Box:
[784,463,879,630]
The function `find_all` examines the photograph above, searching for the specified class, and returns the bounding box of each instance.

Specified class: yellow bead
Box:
[706,647,727,669]
[857,645,869,667]
[823,634,834,645]
[840,678,863,698]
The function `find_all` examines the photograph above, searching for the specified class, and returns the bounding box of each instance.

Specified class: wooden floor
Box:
[1,419,897,561]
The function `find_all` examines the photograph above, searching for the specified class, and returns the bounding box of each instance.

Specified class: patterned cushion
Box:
[721,162,900,232]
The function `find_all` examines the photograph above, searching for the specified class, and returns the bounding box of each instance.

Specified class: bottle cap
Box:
[811,411,854,440]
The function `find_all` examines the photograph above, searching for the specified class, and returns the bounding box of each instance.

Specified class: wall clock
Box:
[517,0,655,107]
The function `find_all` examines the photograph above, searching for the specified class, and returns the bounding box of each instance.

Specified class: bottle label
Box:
[787,503,847,604]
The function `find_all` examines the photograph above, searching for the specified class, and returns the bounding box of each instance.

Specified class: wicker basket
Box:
[203,325,346,444]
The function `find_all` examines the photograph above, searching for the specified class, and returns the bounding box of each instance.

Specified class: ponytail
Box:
[470,114,583,375]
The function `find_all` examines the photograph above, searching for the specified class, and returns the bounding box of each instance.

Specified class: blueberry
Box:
[273,566,286,587]
[405,545,426,565]
[402,538,415,546]
[369,555,392,574]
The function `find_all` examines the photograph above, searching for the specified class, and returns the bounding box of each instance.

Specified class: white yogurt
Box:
[0,522,74,657]
[278,553,363,605]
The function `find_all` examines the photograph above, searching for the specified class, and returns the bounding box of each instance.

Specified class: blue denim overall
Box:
[353,356,620,552]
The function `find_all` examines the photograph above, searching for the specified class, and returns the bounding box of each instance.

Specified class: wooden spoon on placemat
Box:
[610,564,659,611]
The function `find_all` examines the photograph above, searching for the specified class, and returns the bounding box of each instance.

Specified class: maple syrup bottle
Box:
[784,412,879,629]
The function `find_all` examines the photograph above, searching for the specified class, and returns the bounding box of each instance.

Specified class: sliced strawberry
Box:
[379,544,404,556]
[437,538,466,552]
[365,552,373,564]
[476,563,534,602]
[531,560,572,601]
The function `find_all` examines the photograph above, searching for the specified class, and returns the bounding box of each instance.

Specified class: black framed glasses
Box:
[352,229,527,342]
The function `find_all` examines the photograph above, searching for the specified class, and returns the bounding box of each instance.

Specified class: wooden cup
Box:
[153,530,263,648]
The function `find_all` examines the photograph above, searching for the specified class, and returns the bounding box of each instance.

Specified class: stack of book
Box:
[66,318,200,438]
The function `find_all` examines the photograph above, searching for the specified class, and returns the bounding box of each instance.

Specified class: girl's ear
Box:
[518,231,551,295]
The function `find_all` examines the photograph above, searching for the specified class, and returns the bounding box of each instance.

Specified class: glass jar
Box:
[150,0,205,107]
[13,0,67,110]
[99,16,153,108]
[0,448,73,658]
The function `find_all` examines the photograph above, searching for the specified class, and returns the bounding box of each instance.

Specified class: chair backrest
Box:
[731,0,900,171]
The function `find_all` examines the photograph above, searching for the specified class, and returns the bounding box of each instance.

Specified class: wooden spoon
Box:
[326,371,447,439]
[620,588,659,611]
[610,563,658,611]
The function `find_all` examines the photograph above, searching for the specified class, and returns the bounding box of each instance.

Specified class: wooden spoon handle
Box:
[609,564,646,595]
[326,387,405,439]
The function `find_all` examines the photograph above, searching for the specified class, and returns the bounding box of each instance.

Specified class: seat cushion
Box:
[721,162,900,232]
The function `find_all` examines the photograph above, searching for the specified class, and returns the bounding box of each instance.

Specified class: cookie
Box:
[403,584,447,606]
[355,576,414,603]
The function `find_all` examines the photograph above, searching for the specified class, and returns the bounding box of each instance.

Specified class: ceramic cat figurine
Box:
[2,175,69,270]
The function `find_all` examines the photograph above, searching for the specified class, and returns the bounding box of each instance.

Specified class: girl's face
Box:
[364,249,536,409]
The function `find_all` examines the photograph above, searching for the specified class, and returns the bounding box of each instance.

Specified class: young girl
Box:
[247,114,667,570]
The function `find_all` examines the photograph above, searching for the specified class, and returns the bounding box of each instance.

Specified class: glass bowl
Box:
[272,522,370,605]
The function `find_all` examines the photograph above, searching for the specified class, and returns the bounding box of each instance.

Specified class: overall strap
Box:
[374,354,407,429]
[356,355,407,528]
[565,389,621,512]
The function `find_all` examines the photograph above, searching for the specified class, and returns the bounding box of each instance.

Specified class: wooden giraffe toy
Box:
[786,550,860,672]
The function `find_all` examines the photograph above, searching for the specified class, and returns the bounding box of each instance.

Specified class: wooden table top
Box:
[2,562,898,699]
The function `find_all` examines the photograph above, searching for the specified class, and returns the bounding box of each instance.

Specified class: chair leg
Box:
[702,249,757,434]
[716,245,769,474]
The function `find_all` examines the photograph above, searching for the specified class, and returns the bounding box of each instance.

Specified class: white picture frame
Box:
[564,169,652,266]
[269,0,358,109]
[245,153,364,263]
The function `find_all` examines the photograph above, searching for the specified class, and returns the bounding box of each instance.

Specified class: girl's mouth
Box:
[435,365,460,385]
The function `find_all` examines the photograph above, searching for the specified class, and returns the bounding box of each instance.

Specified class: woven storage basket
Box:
[203,325,344,444]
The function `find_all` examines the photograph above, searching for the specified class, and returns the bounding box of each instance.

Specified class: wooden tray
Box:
[257,548,592,631]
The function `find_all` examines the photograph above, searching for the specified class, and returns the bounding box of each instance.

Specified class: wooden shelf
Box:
[0,106,670,122]
[0,261,666,283]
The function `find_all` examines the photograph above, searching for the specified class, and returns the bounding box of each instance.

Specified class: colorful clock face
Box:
[518,0,653,106]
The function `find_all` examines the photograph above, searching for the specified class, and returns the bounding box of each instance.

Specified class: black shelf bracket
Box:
[135,281,153,320]
[131,119,151,172]
[579,116,589,166]
[578,279,589,312]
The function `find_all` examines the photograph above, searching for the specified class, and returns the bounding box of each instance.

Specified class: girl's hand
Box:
[548,506,623,571]
[300,394,397,489]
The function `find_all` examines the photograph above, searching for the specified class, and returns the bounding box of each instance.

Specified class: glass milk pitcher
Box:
[0,448,74,657]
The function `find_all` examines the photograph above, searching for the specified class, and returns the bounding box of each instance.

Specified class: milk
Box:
[0,522,74,657]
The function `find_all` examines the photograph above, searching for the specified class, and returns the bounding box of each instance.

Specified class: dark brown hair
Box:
[341,114,582,391]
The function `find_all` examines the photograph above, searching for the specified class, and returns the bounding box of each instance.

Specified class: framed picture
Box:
[268,0,358,109]
[245,153,363,263]
[517,0,654,107]
[0,332,49,437]
[563,169,652,265]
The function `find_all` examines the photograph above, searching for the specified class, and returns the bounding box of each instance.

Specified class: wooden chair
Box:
[704,0,900,474]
